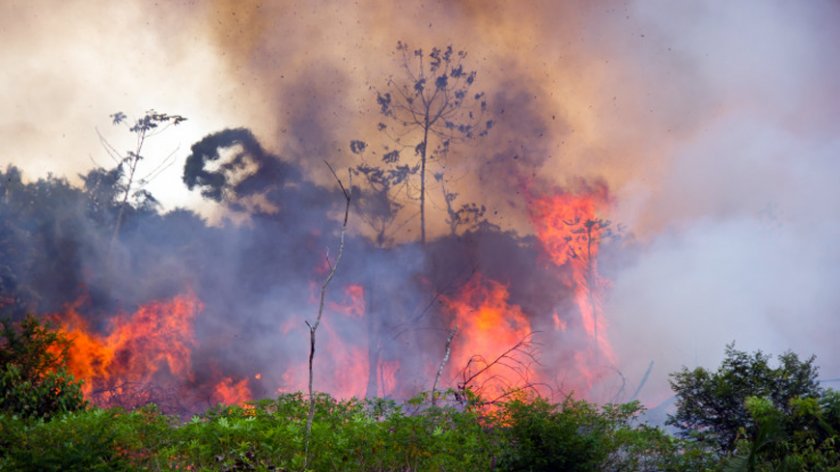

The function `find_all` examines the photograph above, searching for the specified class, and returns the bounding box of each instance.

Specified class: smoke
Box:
[2,0,839,410]
[602,1,840,404]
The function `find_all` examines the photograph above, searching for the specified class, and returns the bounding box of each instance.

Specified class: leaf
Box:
[110,112,126,125]
[350,140,367,154]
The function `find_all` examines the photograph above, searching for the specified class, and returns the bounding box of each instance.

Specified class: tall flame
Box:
[529,190,616,367]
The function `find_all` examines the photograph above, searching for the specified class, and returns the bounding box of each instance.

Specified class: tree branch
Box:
[431,327,458,406]
[303,162,352,468]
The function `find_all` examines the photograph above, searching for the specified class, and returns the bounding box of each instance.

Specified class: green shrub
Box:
[1,405,175,471]
[492,397,611,471]
[0,315,86,419]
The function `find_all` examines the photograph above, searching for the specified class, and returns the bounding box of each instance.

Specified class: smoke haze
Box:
[2,0,839,408]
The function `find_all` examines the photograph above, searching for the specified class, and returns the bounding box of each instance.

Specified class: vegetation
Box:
[1,41,837,471]
[668,343,821,453]
[0,390,687,471]
[1,318,837,470]
[0,316,86,420]
[352,42,493,244]
[668,344,839,471]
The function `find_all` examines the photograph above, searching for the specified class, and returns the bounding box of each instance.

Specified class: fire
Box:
[327,284,365,318]
[442,274,534,400]
[529,189,616,366]
[54,293,202,407]
[279,282,389,399]
[213,377,251,405]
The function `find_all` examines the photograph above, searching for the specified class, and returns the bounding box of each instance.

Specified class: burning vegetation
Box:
[3,0,840,468]
[0,40,636,416]
[0,34,644,420]
[0,169,621,415]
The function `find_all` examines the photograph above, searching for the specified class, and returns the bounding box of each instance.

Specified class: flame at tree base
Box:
[442,274,536,402]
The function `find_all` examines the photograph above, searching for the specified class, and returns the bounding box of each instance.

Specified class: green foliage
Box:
[492,397,607,471]
[0,406,174,471]
[163,392,499,471]
[0,315,86,419]
[0,389,697,471]
[3,337,837,471]
[721,392,840,472]
[667,343,821,454]
[491,397,708,472]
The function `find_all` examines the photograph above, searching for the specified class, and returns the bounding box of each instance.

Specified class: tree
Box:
[0,315,86,419]
[667,344,821,455]
[101,110,186,244]
[350,159,415,247]
[436,172,486,237]
[354,42,493,244]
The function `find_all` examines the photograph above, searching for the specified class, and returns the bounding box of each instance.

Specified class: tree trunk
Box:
[420,114,430,245]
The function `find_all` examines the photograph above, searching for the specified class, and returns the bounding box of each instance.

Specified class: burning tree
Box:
[354,42,493,244]
[529,186,617,368]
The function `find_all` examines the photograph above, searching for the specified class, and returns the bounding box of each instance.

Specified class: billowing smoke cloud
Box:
[602,1,840,405]
[2,0,839,411]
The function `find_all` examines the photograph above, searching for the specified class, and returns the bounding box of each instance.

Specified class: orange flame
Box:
[213,377,251,405]
[279,283,387,399]
[529,191,616,366]
[54,293,202,405]
[442,274,534,400]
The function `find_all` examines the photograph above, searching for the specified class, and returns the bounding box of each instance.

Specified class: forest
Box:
[1,41,839,470]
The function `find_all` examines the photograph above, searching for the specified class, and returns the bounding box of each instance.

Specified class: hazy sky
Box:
[3,0,839,404]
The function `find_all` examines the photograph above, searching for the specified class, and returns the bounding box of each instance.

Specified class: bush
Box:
[668,344,821,454]
[0,315,86,419]
[493,397,611,471]
[1,406,174,471]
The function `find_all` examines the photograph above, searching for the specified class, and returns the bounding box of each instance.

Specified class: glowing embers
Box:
[442,273,536,402]
[55,293,203,408]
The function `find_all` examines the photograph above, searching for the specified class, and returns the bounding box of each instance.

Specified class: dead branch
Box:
[460,332,539,390]
[431,327,457,406]
[303,161,352,468]
[630,360,655,401]
[455,331,545,408]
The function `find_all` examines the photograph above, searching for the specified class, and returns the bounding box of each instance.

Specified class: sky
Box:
[2,0,839,405]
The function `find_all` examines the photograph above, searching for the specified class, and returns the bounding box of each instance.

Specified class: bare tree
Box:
[356,42,492,244]
[303,162,352,467]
